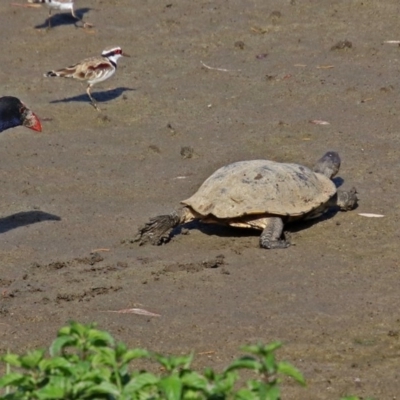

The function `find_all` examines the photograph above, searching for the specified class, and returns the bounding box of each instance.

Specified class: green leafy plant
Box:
[0,322,305,400]
[0,321,363,400]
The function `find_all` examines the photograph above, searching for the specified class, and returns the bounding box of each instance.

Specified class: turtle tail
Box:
[135,211,182,245]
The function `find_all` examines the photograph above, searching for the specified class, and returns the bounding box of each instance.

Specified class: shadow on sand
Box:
[0,211,61,234]
[49,87,136,105]
[34,8,91,29]
[168,201,357,243]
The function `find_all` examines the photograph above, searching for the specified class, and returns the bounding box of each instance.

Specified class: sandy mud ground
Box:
[1,1,400,398]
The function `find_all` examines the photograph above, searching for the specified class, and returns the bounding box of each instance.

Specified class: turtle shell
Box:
[181,160,337,219]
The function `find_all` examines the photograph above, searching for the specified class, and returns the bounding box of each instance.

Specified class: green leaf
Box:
[0,372,26,388]
[1,353,22,367]
[181,371,208,390]
[225,356,262,372]
[57,325,73,337]
[154,353,193,372]
[277,361,306,386]
[39,356,73,374]
[35,376,68,399]
[235,387,259,400]
[123,372,159,394]
[174,353,194,370]
[240,344,261,354]
[203,367,214,379]
[80,367,110,382]
[241,381,280,400]
[241,342,282,356]
[72,380,98,397]
[20,350,45,369]
[211,370,238,394]
[85,381,121,397]
[264,385,280,400]
[121,348,150,363]
[49,335,77,357]
[340,397,361,400]
[91,346,117,368]
[68,321,89,337]
[154,354,171,370]
[264,342,282,353]
[114,341,128,359]
[87,327,114,347]
[159,375,182,400]
[264,352,277,374]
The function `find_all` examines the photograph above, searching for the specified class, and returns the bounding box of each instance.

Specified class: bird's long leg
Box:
[71,6,92,29]
[86,85,100,111]
[47,9,52,29]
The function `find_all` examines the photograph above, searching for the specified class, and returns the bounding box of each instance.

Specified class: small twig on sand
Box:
[316,65,334,69]
[91,248,110,253]
[309,119,330,125]
[383,40,400,44]
[102,308,161,317]
[358,213,384,218]
[198,350,216,355]
[200,61,241,72]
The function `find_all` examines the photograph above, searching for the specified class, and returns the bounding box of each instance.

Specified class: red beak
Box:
[23,109,42,132]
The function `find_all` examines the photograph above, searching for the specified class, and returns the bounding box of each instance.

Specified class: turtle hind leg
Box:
[259,217,290,249]
[135,209,192,246]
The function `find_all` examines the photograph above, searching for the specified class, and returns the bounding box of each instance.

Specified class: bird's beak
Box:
[22,108,42,132]
[122,51,131,57]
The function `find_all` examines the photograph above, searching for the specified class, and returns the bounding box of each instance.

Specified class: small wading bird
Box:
[44,47,130,111]
[0,97,42,133]
[27,0,78,28]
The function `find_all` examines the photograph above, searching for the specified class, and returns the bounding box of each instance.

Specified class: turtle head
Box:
[313,151,341,179]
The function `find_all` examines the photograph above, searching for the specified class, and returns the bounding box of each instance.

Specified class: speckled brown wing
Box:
[46,56,114,83]
[70,57,114,82]
[181,160,337,219]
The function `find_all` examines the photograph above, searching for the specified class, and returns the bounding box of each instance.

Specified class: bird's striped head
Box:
[102,47,130,64]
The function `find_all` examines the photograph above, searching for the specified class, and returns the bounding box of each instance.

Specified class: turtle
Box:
[135,151,358,249]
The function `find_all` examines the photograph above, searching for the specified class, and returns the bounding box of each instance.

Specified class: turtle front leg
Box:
[336,187,358,211]
[135,212,180,245]
[135,208,193,246]
[259,217,290,249]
